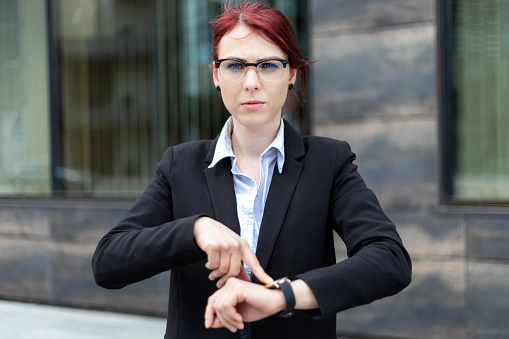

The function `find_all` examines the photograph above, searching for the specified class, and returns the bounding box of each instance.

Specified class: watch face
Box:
[264,277,289,289]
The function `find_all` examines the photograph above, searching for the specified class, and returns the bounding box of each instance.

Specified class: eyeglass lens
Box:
[219,60,285,83]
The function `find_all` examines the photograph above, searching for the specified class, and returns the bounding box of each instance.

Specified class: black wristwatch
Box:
[264,277,295,317]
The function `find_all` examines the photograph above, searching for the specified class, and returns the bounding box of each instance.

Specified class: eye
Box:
[259,61,281,72]
[223,60,245,72]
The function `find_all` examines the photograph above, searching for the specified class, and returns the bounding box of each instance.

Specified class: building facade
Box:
[0,0,508,338]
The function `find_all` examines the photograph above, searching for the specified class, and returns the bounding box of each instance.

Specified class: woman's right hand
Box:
[193,217,272,288]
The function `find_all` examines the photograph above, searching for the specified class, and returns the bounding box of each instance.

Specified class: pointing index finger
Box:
[241,246,273,285]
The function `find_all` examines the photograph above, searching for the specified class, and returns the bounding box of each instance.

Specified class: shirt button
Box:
[244,218,254,225]
[239,329,249,339]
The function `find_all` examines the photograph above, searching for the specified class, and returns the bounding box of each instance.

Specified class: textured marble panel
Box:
[0,238,51,300]
[48,206,129,243]
[311,0,434,34]
[51,241,168,316]
[337,261,466,338]
[468,262,509,337]
[336,259,466,339]
[467,215,509,260]
[314,119,438,207]
[387,210,466,257]
[0,206,49,236]
[311,24,436,124]
[334,210,465,261]
[89,275,169,316]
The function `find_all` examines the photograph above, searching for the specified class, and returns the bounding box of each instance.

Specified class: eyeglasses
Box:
[214,58,289,83]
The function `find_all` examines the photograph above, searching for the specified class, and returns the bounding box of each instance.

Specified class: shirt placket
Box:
[232,167,258,274]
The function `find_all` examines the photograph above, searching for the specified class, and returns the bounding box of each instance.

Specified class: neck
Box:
[230,118,281,159]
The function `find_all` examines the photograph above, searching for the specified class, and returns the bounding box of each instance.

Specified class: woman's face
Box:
[213,24,296,132]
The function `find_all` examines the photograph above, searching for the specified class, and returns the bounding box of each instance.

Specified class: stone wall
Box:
[310,1,509,338]
[0,200,169,317]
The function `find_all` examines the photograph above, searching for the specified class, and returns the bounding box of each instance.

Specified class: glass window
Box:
[1,0,307,198]
[0,0,51,196]
[49,0,163,196]
[442,0,509,203]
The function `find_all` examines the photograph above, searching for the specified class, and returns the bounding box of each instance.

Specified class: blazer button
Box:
[239,329,249,339]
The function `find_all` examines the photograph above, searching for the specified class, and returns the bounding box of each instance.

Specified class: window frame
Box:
[438,0,509,207]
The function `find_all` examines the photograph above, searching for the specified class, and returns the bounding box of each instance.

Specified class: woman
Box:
[92,2,412,338]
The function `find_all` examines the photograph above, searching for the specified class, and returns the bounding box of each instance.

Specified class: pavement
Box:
[0,299,166,338]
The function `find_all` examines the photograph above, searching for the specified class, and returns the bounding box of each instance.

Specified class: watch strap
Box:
[276,280,295,318]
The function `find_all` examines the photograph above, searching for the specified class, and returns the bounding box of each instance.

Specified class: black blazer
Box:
[92,121,411,339]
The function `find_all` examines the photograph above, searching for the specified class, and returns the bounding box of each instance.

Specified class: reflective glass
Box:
[452,0,509,201]
[0,0,307,197]
[0,0,51,196]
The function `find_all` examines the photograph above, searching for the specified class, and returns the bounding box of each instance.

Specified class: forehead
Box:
[217,24,287,60]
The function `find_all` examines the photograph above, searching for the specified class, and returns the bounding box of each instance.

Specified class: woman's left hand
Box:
[204,278,285,333]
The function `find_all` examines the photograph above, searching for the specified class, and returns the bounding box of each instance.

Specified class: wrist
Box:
[193,216,207,237]
[265,277,295,317]
[290,279,319,310]
[270,288,287,314]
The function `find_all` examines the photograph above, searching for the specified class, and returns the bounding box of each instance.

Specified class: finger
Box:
[215,305,243,332]
[212,284,244,331]
[210,317,225,329]
[204,295,217,329]
[210,317,242,331]
[205,293,241,331]
[216,272,234,288]
[216,251,242,287]
[205,249,220,271]
[226,304,244,326]
[237,266,251,282]
[215,307,238,332]
[229,250,242,277]
[241,248,272,284]
[210,250,231,281]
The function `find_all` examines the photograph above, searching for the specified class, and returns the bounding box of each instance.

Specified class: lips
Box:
[241,100,265,110]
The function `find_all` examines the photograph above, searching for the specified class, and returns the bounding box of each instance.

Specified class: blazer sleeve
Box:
[296,141,412,318]
[91,146,207,289]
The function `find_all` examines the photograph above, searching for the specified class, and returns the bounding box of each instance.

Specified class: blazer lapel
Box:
[203,139,240,234]
[255,122,305,271]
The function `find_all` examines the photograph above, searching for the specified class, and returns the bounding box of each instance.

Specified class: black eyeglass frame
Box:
[214,58,290,83]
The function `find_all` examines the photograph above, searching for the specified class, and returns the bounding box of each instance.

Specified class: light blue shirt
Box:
[208,117,285,275]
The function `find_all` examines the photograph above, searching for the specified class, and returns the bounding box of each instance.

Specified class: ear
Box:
[212,65,220,87]
[289,68,297,86]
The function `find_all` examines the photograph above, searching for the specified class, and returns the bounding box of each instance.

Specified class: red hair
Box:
[210,1,310,113]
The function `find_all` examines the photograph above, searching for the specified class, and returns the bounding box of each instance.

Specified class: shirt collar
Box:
[209,117,285,173]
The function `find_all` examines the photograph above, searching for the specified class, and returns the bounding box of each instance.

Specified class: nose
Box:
[243,66,260,90]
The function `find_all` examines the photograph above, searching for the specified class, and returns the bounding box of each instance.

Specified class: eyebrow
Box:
[223,56,286,62]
